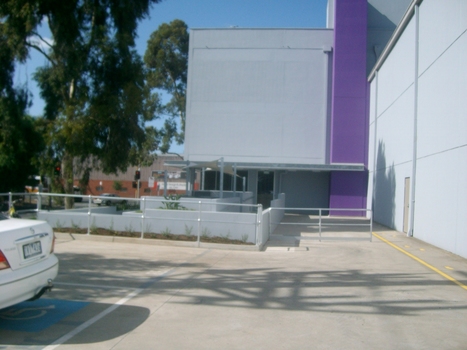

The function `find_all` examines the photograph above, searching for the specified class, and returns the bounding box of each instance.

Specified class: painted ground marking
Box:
[42,249,212,350]
[372,232,467,292]
[0,299,89,332]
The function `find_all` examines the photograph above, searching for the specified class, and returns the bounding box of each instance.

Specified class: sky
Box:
[15,0,329,153]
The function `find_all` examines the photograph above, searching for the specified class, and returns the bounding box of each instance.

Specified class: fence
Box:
[1,192,373,246]
[1,192,264,247]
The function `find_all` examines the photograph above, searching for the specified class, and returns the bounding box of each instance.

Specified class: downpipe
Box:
[408,4,420,237]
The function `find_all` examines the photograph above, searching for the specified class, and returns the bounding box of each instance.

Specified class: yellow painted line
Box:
[445,266,454,270]
[372,232,467,292]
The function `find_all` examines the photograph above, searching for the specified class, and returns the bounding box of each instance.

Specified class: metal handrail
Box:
[268,207,373,242]
[1,192,262,246]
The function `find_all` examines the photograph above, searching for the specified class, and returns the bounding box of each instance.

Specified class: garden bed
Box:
[53,227,254,245]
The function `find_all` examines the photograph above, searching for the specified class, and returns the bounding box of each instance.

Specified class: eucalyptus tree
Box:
[144,19,189,152]
[0,0,161,206]
[0,23,44,192]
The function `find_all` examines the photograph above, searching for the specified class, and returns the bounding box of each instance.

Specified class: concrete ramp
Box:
[265,214,372,250]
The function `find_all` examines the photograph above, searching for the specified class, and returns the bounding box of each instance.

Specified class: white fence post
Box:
[37,192,42,211]
[141,197,146,239]
[256,204,262,246]
[197,201,201,247]
[87,195,92,235]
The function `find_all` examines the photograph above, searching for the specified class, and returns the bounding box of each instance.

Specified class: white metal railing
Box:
[268,207,373,242]
[1,192,263,246]
[2,192,372,245]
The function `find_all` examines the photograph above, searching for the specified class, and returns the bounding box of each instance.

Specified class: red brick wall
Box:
[80,180,198,198]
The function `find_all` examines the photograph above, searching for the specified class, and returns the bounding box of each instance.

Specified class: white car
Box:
[92,193,126,206]
[0,213,59,309]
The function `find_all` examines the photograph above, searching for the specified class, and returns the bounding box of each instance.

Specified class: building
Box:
[367,0,467,258]
[82,0,466,258]
[181,0,408,213]
[79,154,198,198]
[181,0,467,258]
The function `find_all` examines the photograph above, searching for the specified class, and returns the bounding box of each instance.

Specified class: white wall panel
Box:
[191,28,333,49]
[374,87,414,167]
[373,161,412,231]
[414,147,467,257]
[367,81,378,211]
[369,0,467,258]
[418,0,467,74]
[369,80,377,125]
[413,0,467,257]
[417,33,467,158]
[454,148,467,258]
[375,20,416,115]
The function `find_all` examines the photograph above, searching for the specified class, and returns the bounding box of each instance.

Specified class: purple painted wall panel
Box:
[331,98,367,163]
[330,0,368,164]
[329,171,368,216]
[329,0,369,212]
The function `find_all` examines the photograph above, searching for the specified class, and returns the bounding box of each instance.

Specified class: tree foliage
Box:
[0,23,44,192]
[0,0,162,200]
[0,104,44,192]
[144,19,188,152]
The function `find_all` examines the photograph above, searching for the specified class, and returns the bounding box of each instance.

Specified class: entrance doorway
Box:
[202,170,248,192]
[257,171,274,209]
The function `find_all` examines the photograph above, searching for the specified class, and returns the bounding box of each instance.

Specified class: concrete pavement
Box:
[1,223,466,349]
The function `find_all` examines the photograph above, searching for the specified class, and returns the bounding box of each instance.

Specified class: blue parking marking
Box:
[0,299,89,332]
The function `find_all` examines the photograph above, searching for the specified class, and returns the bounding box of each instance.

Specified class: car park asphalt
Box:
[1,223,467,349]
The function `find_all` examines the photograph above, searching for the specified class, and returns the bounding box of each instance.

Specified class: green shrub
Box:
[160,194,187,210]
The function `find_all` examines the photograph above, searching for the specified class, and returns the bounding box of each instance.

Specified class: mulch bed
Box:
[54,227,253,245]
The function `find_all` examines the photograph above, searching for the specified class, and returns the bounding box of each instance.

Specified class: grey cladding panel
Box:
[185,29,333,164]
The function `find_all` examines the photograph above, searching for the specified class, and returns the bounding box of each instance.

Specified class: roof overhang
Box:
[164,160,365,172]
